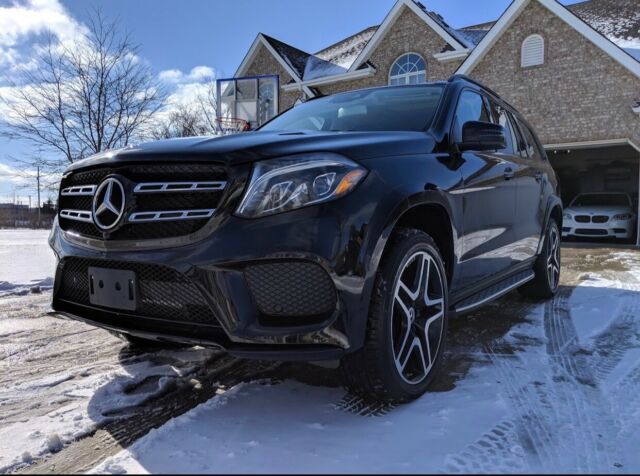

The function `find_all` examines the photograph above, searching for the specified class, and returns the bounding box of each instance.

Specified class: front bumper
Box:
[562,220,635,239]
[49,173,397,361]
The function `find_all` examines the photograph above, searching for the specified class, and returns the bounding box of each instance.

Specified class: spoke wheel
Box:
[391,251,445,385]
[340,228,449,402]
[518,218,561,300]
[546,224,560,291]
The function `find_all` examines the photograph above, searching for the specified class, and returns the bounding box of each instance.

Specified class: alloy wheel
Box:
[391,251,445,385]
[546,225,560,291]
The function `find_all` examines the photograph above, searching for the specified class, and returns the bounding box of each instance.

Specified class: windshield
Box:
[260,85,444,133]
[571,193,631,207]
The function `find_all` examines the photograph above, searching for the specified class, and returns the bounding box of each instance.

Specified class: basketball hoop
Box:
[215,117,251,135]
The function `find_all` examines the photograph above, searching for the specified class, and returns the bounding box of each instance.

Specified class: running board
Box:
[454,270,535,314]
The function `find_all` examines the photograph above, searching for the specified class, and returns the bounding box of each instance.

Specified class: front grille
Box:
[575,215,590,223]
[592,215,609,223]
[58,163,227,241]
[57,257,221,327]
[244,261,336,317]
[575,228,608,236]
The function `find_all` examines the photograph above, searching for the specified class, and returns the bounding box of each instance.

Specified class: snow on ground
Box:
[91,250,640,474]
[2,230,640,473]
[0,229,56,296]
[0,291,220,473]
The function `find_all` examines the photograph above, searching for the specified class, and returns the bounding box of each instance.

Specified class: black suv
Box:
[50,75,562,402]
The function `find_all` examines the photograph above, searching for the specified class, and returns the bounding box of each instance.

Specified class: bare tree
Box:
[152,82,219,139]
[0,11,166,173]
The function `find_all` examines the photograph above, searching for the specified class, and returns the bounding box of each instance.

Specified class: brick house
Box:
[231,0,640,242]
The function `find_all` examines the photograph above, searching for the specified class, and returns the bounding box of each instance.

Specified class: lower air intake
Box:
[57,257,221,327]
[244,261,336,317]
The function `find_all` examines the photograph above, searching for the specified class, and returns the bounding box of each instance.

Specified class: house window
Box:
[521,34,545,67]
[389,53,427,85]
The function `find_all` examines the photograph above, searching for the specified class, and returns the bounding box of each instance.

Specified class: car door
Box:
[508,114,546,261]
[453,90,518,289]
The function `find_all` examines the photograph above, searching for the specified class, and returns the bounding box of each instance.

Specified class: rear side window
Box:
[488,99,515,154]
[452,90,491,143]
[508,112,529,159]
[514,117,544,160]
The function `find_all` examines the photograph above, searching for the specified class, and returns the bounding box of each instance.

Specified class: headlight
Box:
[613,213,633,221]
[563,213,573,220]
[236,153,367,218]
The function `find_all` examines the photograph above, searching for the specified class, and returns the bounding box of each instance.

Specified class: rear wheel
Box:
[340,228,448,402]
[518,218,561,299]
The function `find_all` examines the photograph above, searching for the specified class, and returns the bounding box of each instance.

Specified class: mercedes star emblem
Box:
[92,177,126,231]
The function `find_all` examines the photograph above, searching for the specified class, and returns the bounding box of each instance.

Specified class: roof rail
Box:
[448,74,502,99]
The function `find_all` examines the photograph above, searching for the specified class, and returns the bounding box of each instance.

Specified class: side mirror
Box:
[460,121,506,151]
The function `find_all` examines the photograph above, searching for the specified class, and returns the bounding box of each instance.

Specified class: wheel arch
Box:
[371,196,457,287]
[537,195,563,255]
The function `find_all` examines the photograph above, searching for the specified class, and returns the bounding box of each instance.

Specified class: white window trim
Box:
[388,52,427,85]
[521,34,545,68]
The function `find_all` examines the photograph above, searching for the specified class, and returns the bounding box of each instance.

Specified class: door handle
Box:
[534,171,544,182]
[503,167,514,180]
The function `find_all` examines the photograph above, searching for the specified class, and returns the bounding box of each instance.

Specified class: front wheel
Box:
[518,218,561,299]
[340,228,449,402]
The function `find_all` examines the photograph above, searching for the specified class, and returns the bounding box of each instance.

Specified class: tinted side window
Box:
[508,112,529,159]
[453,90,491,143]
[514,117,541,160]
[488,99,515,154]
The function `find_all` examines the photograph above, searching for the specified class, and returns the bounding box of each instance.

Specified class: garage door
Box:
[547,143,640,245]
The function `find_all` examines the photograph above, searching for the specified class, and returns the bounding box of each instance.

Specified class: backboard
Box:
[216,75,279,132]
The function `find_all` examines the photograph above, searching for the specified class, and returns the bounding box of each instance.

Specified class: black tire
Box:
[340,228,449,403]
[518,218,561,299]
[111,332,190,349]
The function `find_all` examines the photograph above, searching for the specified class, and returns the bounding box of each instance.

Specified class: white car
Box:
[563,193,637,240]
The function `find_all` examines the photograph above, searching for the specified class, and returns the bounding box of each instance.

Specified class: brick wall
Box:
[318,6,463,96]
[467,0,640,148]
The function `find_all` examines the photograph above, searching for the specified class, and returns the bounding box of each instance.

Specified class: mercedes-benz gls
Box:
[50,75,562,402]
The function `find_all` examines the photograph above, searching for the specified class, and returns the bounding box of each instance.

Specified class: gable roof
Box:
[348,0,469,72]
[456,0,640,79]
[261,34,314,79]
[459,0,640,52]
[315,26,379,70]
[234,34,315,96]
[568,0,640,50]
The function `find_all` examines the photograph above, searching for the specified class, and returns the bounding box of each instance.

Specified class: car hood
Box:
[65,130,436,172]
[566,205,634,215]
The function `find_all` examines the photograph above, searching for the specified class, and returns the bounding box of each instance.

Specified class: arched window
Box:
[521,34,545,67]
[389,53,427,85]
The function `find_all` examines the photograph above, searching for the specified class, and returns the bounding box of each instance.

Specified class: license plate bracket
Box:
[88,267,137,311]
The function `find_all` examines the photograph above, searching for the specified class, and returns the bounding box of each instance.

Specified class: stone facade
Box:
[317,6,463,96]
[467,1,640,148]
[244,44,301,111]
[244,6,462,102]
[239,1,639,149]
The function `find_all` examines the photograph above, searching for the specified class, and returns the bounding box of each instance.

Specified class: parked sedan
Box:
[562,193,637,240]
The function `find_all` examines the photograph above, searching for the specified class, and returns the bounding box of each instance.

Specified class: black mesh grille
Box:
[57,257,221,327]
[575,228,608,235]
[592,216,609,224]
[244,261,336,317]
[58,163,227,241]
[575,215,590,223]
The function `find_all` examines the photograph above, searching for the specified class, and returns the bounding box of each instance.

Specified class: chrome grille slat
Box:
[134,181,227,193]
[58,164,228,240]
[61,185,96,196]
[128,209,216,223]
[60,209,93,223]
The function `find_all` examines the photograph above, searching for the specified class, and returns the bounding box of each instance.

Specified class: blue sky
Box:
[0,0,581,203]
